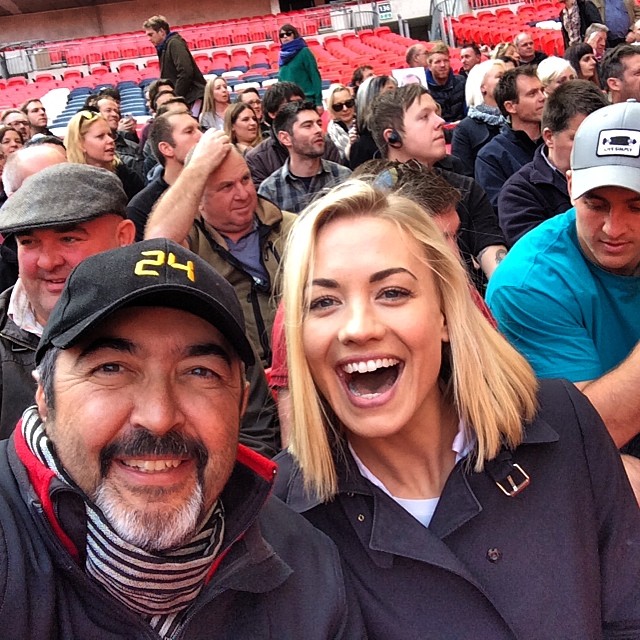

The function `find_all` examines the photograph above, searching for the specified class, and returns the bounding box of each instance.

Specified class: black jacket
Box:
[475,125,541,212]
[0,287,37,440]
[275,380,640,639]
[126,173,169,241]
[0,236,18,293]
[0,436,366,638]
[451,115,502,178]
[158,33,206,106]
[426,69,467,123]
[348,128,379,171]
[438,168,505,291]
[519,51,548,66]
[498,145,571,247]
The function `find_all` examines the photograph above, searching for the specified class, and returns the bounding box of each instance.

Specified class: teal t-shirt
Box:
[486,208,640,382]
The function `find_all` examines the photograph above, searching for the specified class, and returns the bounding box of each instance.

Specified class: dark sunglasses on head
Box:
[279,30,293,38]
[332,99,355,112]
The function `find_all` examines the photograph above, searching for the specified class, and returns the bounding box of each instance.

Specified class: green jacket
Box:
[278,47,323,107]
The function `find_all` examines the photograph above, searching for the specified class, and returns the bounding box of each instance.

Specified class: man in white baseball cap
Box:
[486,100,640,498]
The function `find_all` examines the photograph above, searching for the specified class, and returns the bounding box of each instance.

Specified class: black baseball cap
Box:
[35,238,254,366]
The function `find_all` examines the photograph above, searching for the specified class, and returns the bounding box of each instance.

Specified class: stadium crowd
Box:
[0,8,638,638]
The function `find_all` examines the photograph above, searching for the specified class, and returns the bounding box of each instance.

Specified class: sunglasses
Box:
[332,99,355,112]
[279,31,293,38]
[78,109,100,122]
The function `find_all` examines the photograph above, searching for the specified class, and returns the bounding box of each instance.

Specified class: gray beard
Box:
[93,480,205,552]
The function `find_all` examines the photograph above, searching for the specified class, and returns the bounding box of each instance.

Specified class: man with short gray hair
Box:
[0,143,67,292]
[146,128,296,367]
[514,31,547,65]
[2,143,66,197]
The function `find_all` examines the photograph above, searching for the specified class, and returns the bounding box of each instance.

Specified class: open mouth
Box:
[341,358,401,399]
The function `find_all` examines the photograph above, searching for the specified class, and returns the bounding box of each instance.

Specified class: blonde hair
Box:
[326,83,352,111]
[64,110,117,170]
[428,41,449,60]
[282,180,538,501]
[202,76,229,117]
[465,59,506,107]
[492,42,517,59]
[537,56,575,88]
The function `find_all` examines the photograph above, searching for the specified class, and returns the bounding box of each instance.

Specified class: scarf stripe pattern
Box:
[22,407,225,640]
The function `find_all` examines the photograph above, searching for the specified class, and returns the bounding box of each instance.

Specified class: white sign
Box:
[392,66,427,88]
[597,129,640,157]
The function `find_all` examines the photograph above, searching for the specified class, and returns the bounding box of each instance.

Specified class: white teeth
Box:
[121,459,183,472]
[342,358,399,374]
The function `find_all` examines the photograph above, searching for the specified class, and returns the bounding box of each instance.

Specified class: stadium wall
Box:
[0,0,273,43]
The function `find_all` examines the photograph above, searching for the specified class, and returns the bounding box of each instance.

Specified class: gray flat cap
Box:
[0,163,128,235]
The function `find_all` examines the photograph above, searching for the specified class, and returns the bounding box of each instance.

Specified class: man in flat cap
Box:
[0,239,364,637]
[0,163,281,456]
[0,163,134,438]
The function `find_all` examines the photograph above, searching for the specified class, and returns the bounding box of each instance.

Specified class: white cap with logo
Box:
[570,99,640,200]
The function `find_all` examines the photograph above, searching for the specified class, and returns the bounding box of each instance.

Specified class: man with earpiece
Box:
[371,84,508,291]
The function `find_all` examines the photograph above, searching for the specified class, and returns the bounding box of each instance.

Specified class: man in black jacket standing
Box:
[144,15,206,114]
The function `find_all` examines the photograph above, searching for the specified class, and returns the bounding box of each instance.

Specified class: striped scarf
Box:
[22,407,225,639]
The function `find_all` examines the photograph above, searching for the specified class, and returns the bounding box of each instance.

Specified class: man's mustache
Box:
[99,429,209,477]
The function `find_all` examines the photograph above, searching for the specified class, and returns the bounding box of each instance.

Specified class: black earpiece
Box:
[387,129,403,148]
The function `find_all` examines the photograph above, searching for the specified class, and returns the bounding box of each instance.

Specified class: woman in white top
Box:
[274,179,640,639]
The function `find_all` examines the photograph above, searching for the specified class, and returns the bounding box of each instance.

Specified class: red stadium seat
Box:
[138,42,156,57]
[34,72,56,83]
[6,76,27,88]
[90,65,109,76]
[211,51,230,73]
[66,48,85,65]
[232,23,250,45]
[120,42,140,58]
[194,52,212,74]
[212,28,232,47]
[86,48,102,65]
[248,21,267,42]
[118,61,138,72]
[102,45,120,62]
[63,69,83,81]
[195,33,213,49]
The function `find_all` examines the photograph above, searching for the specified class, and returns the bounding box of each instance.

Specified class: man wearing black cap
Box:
[0,163,280,457]
[0,238,363,638]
